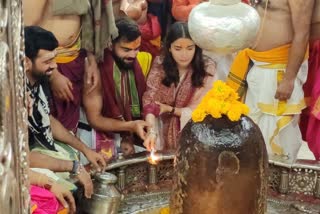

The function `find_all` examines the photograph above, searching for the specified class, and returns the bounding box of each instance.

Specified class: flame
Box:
[148,149,160,165]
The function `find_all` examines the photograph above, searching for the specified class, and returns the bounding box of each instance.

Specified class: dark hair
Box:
[162,22,207,88]
[24,26,59,61]
[113,17,141,44]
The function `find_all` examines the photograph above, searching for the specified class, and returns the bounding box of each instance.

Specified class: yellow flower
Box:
[211,80,231,100]
[191,80,250,123]
[227,108,242,121]
[220,102,231,114]
[241,104,250,115]
[226,90,239,102]
[207,98,222,118]
[160,207,170,214]
[192,108,207,122]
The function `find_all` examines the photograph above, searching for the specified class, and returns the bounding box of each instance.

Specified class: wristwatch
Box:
[44,178,55,190]
[71,160,82,176]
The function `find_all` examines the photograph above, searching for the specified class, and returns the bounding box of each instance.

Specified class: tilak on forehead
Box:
[120,36,141,50]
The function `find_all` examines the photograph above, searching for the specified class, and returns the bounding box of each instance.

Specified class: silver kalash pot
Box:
[84,172,122,214]
[188,0,260,54]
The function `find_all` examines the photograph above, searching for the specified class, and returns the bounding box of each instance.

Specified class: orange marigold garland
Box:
[192,80,249,122]
[159,207,170,214]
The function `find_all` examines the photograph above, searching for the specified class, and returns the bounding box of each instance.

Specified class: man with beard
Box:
[82,17,152,158]
[25,26,106,201]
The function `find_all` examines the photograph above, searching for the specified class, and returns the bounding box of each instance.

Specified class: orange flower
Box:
[192,108,207,122]
[160,207,170,214]
[192,80,250,123]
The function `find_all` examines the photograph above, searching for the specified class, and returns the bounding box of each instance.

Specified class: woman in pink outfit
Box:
[143,22,218,151]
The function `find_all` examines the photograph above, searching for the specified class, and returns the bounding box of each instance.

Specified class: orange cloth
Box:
[172,0,251,22]
[171,0,202,22]
[57,208,69,214]
[226,44,308,99]
[31,203,37,213]
[55,32,81,64]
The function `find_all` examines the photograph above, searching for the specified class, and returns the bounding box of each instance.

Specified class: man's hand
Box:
[83,56,99,95]
[130,120,150,140]
[50,182,76,213]
[76,167,93,199]
[155,101,173,114]
[83,148,106,172]
[50,69,74,102]
[275,78,295,101]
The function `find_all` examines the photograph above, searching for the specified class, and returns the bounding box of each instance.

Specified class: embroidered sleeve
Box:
[142,57,164,117]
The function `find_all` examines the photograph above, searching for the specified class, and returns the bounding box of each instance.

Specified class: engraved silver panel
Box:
[0,0,29,213]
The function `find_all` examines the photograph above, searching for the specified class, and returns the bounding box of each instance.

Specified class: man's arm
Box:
[50,115,88,152]
[29,151,94,198]
[30,151,73,172]
[84,52,99,94]
[49,115,106,170]
[82,74,149,139]
[275,0,314,100]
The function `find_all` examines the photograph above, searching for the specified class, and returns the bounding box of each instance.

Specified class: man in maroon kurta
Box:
[82,17,152,158]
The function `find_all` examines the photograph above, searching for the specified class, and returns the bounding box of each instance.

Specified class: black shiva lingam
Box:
[170,80,268,214]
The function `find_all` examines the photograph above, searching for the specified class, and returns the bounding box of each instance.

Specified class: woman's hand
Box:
[50,182,76,213]
[155,101,173,114]
[143,128,157,151]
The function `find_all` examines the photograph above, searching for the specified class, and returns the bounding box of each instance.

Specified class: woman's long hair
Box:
[162,22,207,88]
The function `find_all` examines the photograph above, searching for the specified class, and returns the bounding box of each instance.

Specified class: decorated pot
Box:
[188,0,260,54]
[83,173,121,214]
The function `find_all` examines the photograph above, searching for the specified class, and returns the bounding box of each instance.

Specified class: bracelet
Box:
[170,106,175,115]
[71,160,81,176]
[148,128,157,137]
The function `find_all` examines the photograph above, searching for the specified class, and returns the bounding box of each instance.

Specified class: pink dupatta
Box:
[304,40,320,159]
[30,185,67,214]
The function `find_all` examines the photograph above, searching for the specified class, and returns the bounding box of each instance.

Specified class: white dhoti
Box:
[245,60,308,164]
